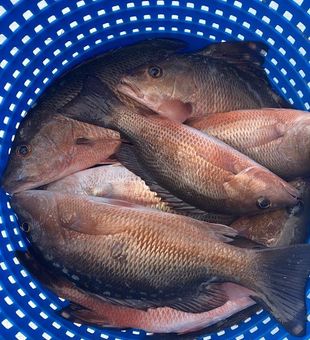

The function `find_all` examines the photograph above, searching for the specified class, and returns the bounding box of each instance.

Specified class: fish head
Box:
[11,190,59,244]
[118,56,197,122]
[1,116,89,194]
[224,166,300,215]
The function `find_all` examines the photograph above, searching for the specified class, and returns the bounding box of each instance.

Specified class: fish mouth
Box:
[280,181,300,203]
[2,178,38,195]
[2,174,56,195]
[117,78,144,100]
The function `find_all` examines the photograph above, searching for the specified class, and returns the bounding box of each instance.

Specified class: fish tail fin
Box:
[251,244,310,336]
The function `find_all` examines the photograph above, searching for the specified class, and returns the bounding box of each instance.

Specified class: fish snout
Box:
[1,172,35,194]
[280,180,300,204]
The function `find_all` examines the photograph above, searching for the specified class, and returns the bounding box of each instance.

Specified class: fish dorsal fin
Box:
[94,283,228,314]
[195,41,268,80]
[116,143,215,217]
[59,283,229,327]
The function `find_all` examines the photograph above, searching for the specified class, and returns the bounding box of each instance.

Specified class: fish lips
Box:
[279,181,301,205]
[1,174,40,195]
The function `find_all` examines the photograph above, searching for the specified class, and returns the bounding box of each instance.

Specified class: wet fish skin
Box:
[1,38,186,192]
[46,164,235,225]
[11,190,310,336]
[187,108,310,179]
[98,94,299,215]
[117,42,287,122]
[16,250,254,335]
[46,164,170,212]
[1,115,120,194]
[29,38,187,118]
[231,178,310,247]
[33,39,187,111]
[60,283,254,335]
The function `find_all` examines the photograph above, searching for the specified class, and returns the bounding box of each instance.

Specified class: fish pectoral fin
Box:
[61,210,125,236]
[229,236,266,249]
[117,143,209,217]
[223,166,260,196]
[96,158,118,165]
[244,123,286,149]
[167,283,228,313]
[195,223,238,243]
[75,137,96,145]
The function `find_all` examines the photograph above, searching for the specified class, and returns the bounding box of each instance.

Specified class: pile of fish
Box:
[2,38,310,337]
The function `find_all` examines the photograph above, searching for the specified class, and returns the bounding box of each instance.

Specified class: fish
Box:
[187,108,310,179]
[231,178,310,247]
[12,190,310,336]
[46,164,170,211]
[1,115,120,194]
[91,81,299,215]
[45,164,235,225]
[27,38,187,120]
[17,250,255,335]
[1,39,186,189]
[33,38,187,111]
[117,41,289,123]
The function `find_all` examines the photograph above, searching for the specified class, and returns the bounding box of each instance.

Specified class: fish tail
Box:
[251,244,310,336]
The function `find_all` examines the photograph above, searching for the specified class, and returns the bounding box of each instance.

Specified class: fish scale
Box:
[118,42,289,123]
[11,190,310,336]
[107,102,299,215]
[187,108,310,179]
[192,59,265,116]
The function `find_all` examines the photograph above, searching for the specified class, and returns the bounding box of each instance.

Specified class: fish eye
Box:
[148,66,163,78]
[16,144,31,157]
[21,222,31,233]
[256,197,271,210]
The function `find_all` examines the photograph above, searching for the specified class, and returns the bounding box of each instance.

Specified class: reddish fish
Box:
[46,164,235,225]
[94,84,299,215]
[118,42,289,122]
[12,190,310,336]
[17,250,254,335]
[187,108,310,179]
[1,115,120,194]
[231,178,310,247]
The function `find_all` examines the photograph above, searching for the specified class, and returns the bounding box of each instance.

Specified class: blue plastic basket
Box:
[0,0,309,339]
